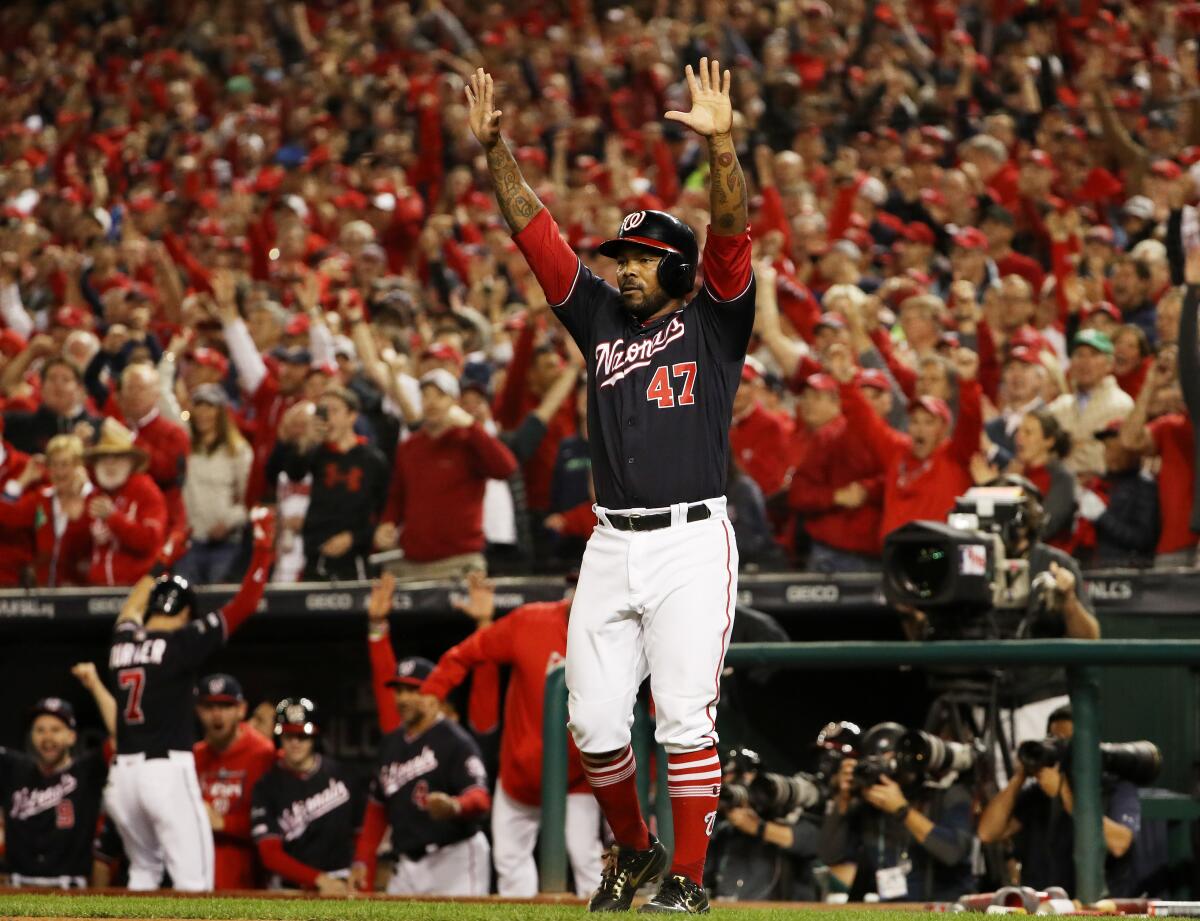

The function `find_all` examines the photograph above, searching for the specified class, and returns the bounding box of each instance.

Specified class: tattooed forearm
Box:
[708,132,747,234]
[485,139,543,233]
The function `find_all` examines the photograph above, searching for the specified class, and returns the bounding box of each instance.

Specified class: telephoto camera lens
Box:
[1099,741,1162,786]
[718,783,750,811]
[747,772,823,818]
[1016,737,1068,774]
[897,730,977,779]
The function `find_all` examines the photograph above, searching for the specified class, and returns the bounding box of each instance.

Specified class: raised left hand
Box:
[865,775,909,815]
[665,57,733,138]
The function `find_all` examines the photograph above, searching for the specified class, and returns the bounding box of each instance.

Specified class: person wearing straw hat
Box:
[85,419,168,586]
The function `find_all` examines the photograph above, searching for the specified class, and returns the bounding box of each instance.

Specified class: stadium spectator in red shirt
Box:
[375,370,518,580]
[828,345,983,541]
[194,673,277,891]
[115,363,190,533]
[0,434,93,587]
[0,419,34,586]
[730,362,793,499]
[84,422,167,586]
[788,373,885,571]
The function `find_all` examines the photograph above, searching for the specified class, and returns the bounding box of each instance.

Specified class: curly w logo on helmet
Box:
[620,211,648,234]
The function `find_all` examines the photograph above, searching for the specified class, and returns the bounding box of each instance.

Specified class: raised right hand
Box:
[367,572,396,623]
[466,69,502,149]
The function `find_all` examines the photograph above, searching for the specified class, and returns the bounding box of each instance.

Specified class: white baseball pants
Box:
[104,751,214,891]
[386,831,491,896]
[566,498,738,755]
[491,784,603,897]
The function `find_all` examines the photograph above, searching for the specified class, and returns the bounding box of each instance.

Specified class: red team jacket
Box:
[0,483,93,586]
[194,724,278,890]
[128,410,191,532]
[0,441,34,585]
[730,403,793,497]
[421,600,589,807]
[838,378,983,540]
[788,414,886,555]
[88,472,167,586]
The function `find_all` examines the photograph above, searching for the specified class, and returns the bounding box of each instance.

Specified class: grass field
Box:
[0,893,951,921]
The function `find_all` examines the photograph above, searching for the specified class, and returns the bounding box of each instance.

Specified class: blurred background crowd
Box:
[2,0,1199,588]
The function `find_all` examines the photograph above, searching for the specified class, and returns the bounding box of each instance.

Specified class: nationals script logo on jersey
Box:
[10,774,78,821]
[277,777,351,841]
[595,316,686,389]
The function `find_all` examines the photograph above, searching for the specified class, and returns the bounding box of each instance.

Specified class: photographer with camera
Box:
[706,749,822,901]
[819,722,975,902]
[977,706,1148,897]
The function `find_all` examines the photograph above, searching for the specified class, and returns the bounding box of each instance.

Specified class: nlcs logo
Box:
[621,211,647,234]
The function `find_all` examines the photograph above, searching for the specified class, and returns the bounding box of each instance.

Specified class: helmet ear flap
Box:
[656,252,695,299]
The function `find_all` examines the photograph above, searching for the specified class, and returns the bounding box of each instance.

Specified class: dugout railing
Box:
[539,640,1200,904]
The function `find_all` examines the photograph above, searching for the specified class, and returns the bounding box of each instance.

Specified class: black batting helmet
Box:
[597,210,699,298]
[274,697,319,737]
[146,574,196,618]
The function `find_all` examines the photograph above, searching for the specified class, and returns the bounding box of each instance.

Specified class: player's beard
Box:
[620,286,671,322]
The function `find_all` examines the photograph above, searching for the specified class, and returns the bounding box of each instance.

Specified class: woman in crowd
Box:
[176,384,253,584]
[1012,409,1077,549]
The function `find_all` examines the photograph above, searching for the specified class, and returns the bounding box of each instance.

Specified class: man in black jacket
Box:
[4,358,103,454]
[1076,422,1159,567]
[276,386,388,581]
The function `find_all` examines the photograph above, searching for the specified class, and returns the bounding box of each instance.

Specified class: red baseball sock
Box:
[666,748,722,884]
[581,746,650,851]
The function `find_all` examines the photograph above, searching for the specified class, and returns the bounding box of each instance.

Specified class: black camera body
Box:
[851,728,978,792]
[882,487,1056,626]
[1016,737,1162,786]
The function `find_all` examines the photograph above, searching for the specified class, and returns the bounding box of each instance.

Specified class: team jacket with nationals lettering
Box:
[0,748,107,877]
[250,755,361,885]
[360,718,489,860]
[107,545,272,755]
[514,207,755,509]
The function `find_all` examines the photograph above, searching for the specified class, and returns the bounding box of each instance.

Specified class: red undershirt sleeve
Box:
[512,208,582,307]
[701,227,752,302]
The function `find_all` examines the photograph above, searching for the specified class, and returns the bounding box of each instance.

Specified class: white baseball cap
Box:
[419,368,460,399]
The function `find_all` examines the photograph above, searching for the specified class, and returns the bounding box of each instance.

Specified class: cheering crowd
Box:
[1,0,1199,587]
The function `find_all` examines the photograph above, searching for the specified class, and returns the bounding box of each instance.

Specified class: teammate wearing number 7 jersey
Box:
[468,57,754,914]
[104,509,276,891]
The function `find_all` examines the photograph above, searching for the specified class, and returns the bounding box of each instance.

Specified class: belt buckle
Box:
[627,512,643,532]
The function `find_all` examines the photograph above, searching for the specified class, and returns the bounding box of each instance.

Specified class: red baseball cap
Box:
[952,227,989,251]
[422,341,464,368]
[804,373,838,393]
[857,369,891,391]
[52,305,91,329]
[0,328,26,357]
[908,395,952,426]
[1024,149,1054,170]
[1084,225,1115,245]
[902,222,936,245]
[1005,346,1040,366]
[1150,159,1183,180]
[190,347,230,375]
[285,314,311,337]
[1083,300,1122,323]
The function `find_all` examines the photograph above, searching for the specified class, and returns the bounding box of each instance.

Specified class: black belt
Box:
[606,504,711,532]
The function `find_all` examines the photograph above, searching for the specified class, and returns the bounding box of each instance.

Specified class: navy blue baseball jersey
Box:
[368,717,489,857]
[107,613,227,755]
[516,208,755,510]
[250,756,361,877]
[0,747,108,877]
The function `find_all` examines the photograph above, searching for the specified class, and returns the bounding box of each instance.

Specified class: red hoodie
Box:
[421,600,589,808]
[838,379,983,541]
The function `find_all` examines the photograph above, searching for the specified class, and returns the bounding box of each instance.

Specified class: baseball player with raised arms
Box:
[104,508,276,891]
[193,673,277,890]
[468,58,753,913]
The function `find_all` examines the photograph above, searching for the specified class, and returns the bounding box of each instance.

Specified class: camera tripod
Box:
[923,668,1019,889]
